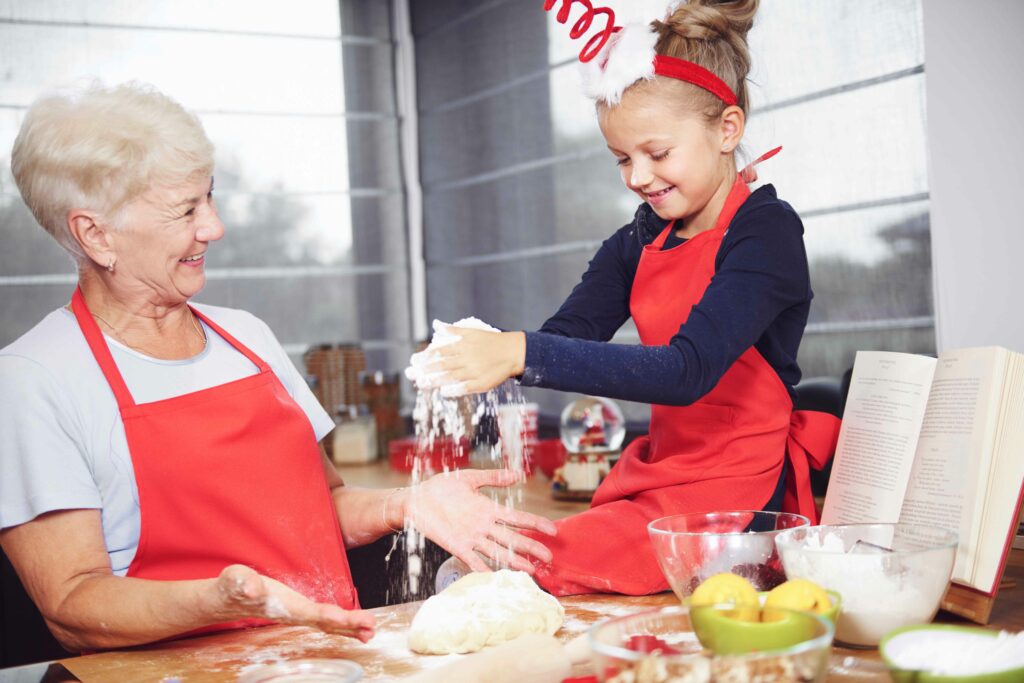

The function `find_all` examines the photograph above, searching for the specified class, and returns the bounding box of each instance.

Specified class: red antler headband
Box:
[542,0,617,63]
[544,0,738,107]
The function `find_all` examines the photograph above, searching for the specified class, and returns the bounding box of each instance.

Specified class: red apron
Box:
[71,288,357,635]
[533,173,840,596]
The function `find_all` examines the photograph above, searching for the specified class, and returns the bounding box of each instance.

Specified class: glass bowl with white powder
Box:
[775,523,958,648]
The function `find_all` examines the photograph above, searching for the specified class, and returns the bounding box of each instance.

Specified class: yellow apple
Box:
[763,578,833,622]
[690,573,760,622]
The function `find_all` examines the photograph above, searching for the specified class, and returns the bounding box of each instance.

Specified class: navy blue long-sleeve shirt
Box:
[519,185,811,406]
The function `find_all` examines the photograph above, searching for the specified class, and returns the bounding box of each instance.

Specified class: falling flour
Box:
[395,319,532,600]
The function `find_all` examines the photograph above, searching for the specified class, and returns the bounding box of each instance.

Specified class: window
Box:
[0,0,410,374]
[746,0,933,379]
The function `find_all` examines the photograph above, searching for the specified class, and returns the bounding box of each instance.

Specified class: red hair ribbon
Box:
[653,55,738,106]
[543,0,619,63]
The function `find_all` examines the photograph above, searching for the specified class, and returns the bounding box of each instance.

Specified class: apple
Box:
[690,572,760,622]
[763,578,834,622]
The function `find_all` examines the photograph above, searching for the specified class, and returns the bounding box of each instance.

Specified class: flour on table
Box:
[408,569,564,655]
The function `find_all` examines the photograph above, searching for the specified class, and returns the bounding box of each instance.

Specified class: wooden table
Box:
[53,462,1024,682]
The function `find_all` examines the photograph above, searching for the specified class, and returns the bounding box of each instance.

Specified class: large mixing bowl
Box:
[775,523,958,647]
[589,605,834,683]
[647,511,810,601]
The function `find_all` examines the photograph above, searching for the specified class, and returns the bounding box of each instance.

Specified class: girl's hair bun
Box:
[660,0,757,43]
[651,0,759,115]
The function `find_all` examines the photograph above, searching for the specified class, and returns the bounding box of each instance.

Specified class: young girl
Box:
[429,0,840,596]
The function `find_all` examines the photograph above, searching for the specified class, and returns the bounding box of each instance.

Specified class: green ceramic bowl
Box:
[689,594,840,656]
[880,625,1024,683]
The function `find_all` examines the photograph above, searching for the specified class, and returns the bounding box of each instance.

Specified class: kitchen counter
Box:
[50,563,1024,682]
[57,593,673,682]
[13,461,1024,681]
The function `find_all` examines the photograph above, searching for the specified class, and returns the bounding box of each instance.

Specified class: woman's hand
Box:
[404,469,557,573]
[431,329,526,395]
[211,565,375,642]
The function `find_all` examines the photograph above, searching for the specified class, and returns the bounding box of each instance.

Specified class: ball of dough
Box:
[408,569,564,655]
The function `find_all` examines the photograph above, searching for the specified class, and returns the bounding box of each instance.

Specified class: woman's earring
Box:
[106,257,115,273]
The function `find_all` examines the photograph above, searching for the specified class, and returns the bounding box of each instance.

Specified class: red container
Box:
[531,438,568,479]
[388,435,471,473]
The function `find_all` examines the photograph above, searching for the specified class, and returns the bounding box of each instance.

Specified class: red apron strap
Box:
[783,409,841,524]
[71,287,136,409]
[649,173,751,251]
[739,146,783,184]
[716,174,751,230]
[649,222,675,249]
[189,306,269,372]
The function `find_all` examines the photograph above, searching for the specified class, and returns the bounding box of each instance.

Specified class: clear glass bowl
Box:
[775,523,958,648]
[588,605,834,683]
[647,511,810,600]
[235,659,363,683]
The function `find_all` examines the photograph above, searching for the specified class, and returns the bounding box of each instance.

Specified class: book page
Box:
[821,351,936,524]
[898,347,1005,585]
[972,351,1024,592]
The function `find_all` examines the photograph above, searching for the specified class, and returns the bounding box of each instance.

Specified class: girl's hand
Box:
[212,565,376,642]
[406,469,557,573]
[432,328,526,395]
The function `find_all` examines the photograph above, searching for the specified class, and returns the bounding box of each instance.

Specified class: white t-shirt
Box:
[0,304,335,575]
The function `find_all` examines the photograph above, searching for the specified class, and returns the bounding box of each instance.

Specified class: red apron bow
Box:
[782,410,842,524]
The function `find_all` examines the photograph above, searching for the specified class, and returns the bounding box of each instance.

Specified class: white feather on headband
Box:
[579,0,683,105]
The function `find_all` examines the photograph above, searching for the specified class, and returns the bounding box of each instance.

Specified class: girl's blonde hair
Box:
[10,81,214,262]
[649,0,759,119]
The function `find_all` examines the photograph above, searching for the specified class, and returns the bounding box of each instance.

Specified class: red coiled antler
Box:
[544,0,620,63]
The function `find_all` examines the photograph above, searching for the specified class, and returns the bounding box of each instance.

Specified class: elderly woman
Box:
[0,82,556,652]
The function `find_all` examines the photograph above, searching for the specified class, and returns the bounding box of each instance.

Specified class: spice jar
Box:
[330,405,378,465]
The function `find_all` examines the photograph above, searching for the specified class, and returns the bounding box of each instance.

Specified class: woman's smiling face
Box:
[599,86,731,231]
[107,174,223,306]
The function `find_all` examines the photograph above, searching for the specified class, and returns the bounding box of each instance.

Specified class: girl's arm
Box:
[441,203,809,405]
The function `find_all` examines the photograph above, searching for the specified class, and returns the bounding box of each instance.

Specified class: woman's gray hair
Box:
[10,81,214,262]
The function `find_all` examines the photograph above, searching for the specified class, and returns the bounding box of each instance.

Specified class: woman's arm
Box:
[0,509,375,651]
[321,453,557,573]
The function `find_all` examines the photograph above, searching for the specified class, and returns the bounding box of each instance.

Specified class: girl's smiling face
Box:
[599,83,741,235]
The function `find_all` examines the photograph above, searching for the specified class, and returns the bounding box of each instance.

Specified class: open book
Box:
[821,347,1024,615]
